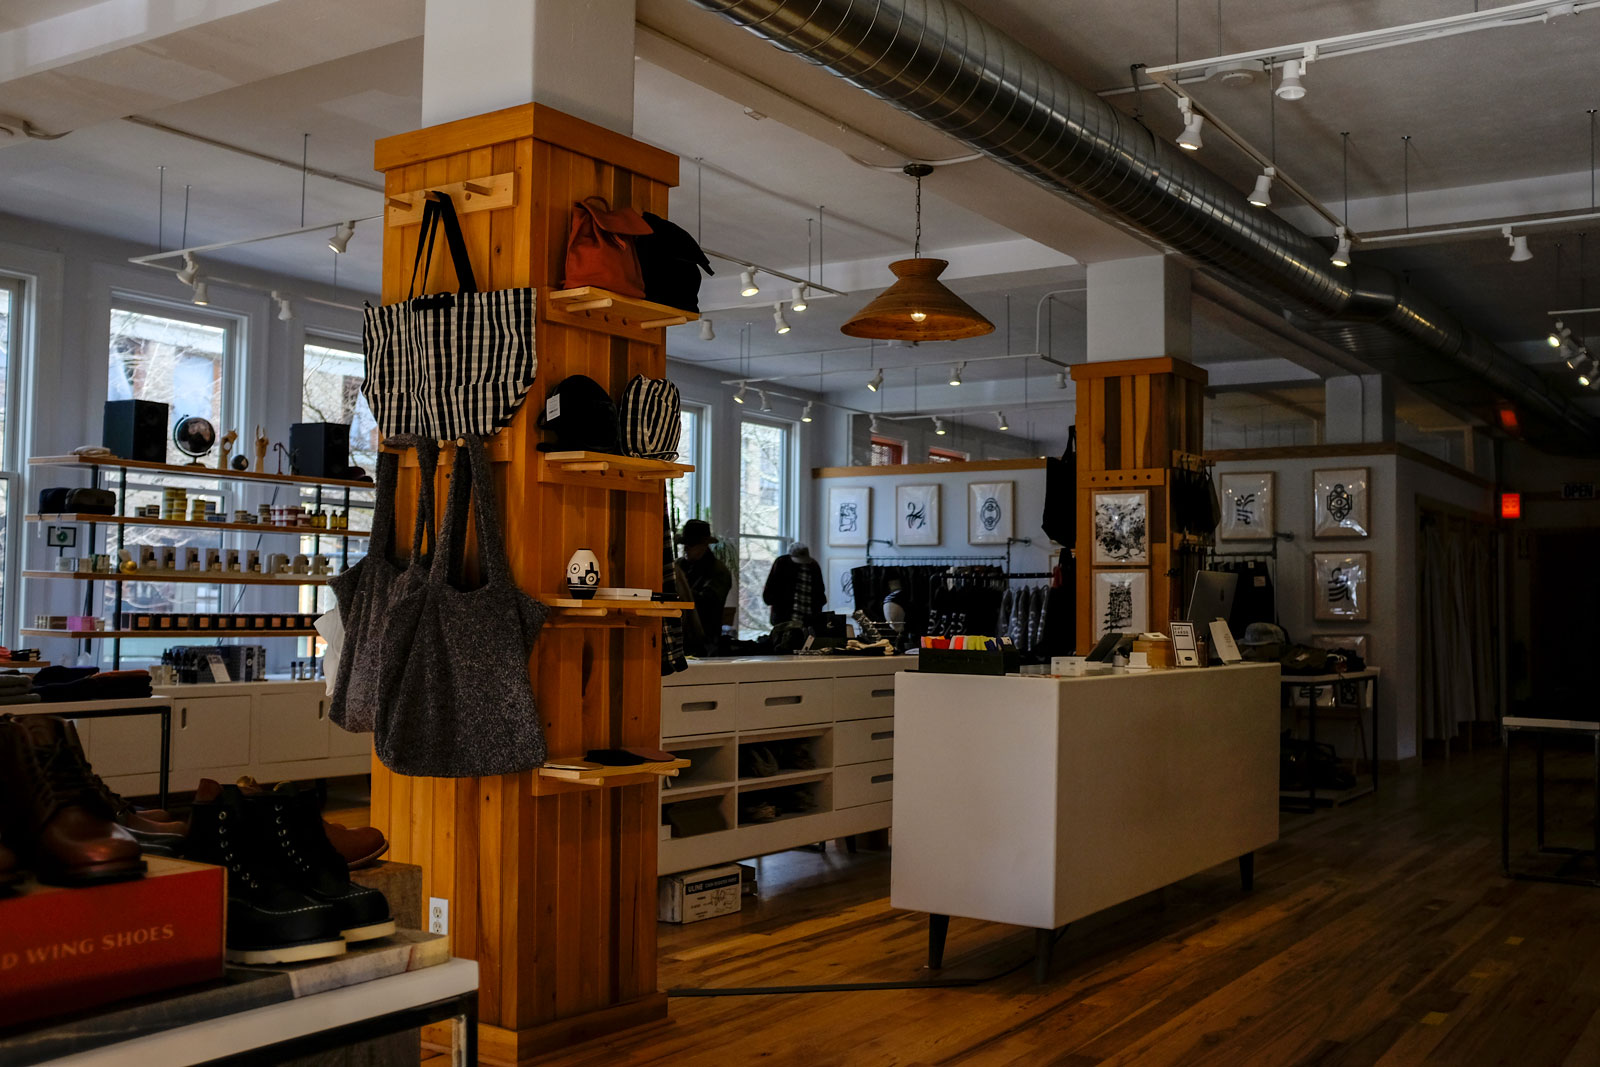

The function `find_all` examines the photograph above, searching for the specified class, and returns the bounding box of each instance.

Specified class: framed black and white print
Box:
[1093,569,1149,638]
[827,556,864,613]
[1092,489,1149,565]
[1313,468,1370,538]
[1312,552,1370,621]
[895,484,940,547]
[1218,472,1275,540]
[827,486,870,547]
[968,481,1014,545]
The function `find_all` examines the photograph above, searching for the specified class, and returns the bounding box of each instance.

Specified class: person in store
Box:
[677,519,732,657]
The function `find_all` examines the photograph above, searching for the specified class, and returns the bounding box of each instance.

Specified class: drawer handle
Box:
[681,701,720,712]
[764,695,803,706]
[870,730,894,741]
[180,707,188,730]
[871,689,894,699]
[870,773,894,785]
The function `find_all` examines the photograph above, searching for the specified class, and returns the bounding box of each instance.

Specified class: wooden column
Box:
[367,104,678,1065]
[1072,357,1209,652]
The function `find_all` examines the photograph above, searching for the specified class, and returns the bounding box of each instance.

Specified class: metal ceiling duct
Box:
[688,0,1597,446]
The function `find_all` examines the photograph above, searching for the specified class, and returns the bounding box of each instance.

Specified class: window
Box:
[0,280,18,644]
[928,446,969,463]
[737,419,793,638]
[108,305,232,466]
[870,437,904,466]
[302,338,379,475]
[669,406,705,529]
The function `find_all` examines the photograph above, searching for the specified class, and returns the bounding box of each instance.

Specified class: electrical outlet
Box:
[429,896,449,936]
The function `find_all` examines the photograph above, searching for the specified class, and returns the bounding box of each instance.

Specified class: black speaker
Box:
[103,400,170,463]
[289,422,351,478]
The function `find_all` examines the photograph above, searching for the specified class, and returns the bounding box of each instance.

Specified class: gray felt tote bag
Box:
[374,436,551,777]
[327,440,438,733]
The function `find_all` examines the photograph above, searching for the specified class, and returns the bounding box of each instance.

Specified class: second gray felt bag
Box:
[374,436,550,777]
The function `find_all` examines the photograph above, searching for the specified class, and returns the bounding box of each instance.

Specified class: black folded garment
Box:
[32,667,152,704]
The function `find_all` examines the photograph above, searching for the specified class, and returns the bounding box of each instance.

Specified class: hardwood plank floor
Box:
[521,745,1600,1066]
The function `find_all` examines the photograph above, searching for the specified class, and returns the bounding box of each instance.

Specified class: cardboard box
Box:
[657,865,742,924]
[0,856,226,1028]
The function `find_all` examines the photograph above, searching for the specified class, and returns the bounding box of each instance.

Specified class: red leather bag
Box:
[562,196,654,298]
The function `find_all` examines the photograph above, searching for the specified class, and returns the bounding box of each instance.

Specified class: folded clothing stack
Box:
[30,666,153,704]
[0,673,39,706]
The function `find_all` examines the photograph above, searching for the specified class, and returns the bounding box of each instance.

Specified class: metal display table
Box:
[8,697,173,810]
[1279,669,1381,812]
[1501,715,1600,887]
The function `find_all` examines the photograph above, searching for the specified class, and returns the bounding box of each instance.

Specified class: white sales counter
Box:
[891,663,1280,979]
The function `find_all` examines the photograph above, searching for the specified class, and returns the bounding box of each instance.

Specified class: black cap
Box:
[682,519,717,548]
[537,374,620,454]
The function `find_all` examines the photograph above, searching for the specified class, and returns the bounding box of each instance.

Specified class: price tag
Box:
[205,653,232,683]
[1208,619,1243,664]
[545,394,561,422]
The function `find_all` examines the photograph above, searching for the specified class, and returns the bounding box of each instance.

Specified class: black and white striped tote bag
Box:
[363,193,537,441]
[619,375,681,460]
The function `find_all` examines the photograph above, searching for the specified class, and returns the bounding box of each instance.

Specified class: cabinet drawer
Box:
[255,690,331,763]
[833,674,898,721]
[662,683,738,738]
[84,715,162,778]
[328,723,374,758]
[835,759,894,809]
[736,678,832,730]
[835,717,895,765]
[172,695,252,771]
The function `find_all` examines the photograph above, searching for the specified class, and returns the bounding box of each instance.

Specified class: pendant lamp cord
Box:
[1589,110,1597,212]
[1341,132,1350,226]
[914,170,923,258]
[1402,135,1412,231]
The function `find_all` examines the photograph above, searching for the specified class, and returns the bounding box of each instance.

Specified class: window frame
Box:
[870,435,906,466]
[928,446,971,463]
[108,291,246,461]
[0,277,23,646]
[671,401,710,528]
[736,414,798,638]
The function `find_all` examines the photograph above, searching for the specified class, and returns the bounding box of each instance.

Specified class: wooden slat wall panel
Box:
[368,107,674,1061]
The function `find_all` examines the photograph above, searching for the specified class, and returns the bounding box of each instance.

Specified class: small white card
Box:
[545,395,561,422]
[205,653,231,683]
[1170,621,1200,667]
[1209,619,1243,664]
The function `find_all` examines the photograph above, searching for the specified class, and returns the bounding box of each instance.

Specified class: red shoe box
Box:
[0,856,225,1028]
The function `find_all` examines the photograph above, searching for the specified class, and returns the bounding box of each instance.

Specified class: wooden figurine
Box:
[217,429,238,471]
[254,426,269,473]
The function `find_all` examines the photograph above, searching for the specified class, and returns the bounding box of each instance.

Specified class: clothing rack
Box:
[864,551,1005,566]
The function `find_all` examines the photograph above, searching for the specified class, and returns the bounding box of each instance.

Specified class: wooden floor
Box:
[494,744,1600,1066]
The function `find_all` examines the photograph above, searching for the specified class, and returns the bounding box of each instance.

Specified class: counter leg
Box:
[1033,927,1055,984]
[927,914,949,970]
[1501,728,1512,875]
[1536,733,1546,851]
[1239,852,1255,892]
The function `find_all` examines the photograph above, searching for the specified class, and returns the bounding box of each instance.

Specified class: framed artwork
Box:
[828,486,870,547]
[1092,489,1149,565]
[1093,569,1149,638]
[1313,468,1370,538]
[827,556,864,613]
[895,484,940,547]
[1310,633,1368,659]
[1312,552,1370,621]
[968,481,1014,545]
[1218,472,1275,540]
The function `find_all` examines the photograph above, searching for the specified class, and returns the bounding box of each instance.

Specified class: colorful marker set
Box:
[920,635,1011,651]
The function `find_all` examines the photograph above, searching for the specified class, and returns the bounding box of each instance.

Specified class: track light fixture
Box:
[791,285,809,312]
[933,416,947,436]
[801,401,814,423]
[1549,320,1568,348]
[867,367,884,392]
[1176,97,1204,151]
[759,388,772,413]
[176,252,200,287]
[1579,362,1594,387]
[948,363,964,387]
[773,303,791,335]
[1056,371,1069,389]
[699,317,716,341]
[272,291,293,321]
[1503,226,1532,263]
[740,268,760,297]
[328,220,355,254]
[1248,166,1276,208]
[1331,226,1352,268]
[734,381,748,404]
[1275,58,1307,101]
[1566,347,1585,370]
[870,414,882,434]
[191,280,210,306]
[995,411,1009,431]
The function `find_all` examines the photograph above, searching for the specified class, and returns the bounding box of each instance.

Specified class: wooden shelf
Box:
[24,628,318,639]
[541,597,691,620]
[736,769,830,791]
[0,660,49,669]
[28,514,369,539]
[25,570,330,586]
[532,756,691,793]
[543,286,698,343]
[30,455,375,490]
[535,451,693,494]
[660,780,736,800]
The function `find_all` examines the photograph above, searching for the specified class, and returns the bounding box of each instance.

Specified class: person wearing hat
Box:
[677,519,732,657]
[762,542,826,626]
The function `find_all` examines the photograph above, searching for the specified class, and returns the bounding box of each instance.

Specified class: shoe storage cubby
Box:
[737,727,830,781]
[661,736,737,791]
[660,788,735,841]
[736,777,830,828]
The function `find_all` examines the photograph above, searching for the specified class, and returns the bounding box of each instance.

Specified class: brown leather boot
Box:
[59,721,186,855]
[0,714,145,886]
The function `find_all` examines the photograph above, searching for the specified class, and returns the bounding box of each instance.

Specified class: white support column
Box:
[1084,255,1192,362]
[421,0,637,133]
[1324,374,1394,444]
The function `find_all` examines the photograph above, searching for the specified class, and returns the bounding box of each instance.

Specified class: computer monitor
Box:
[1187,570,1238,630]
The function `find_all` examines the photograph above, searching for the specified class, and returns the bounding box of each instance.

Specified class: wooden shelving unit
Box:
[28,513,369,539]
[30,455,374,490]
[535,451,693,494]
[25,570,329,587]
[539,596,691,618]
[0,660,49,669]
[542,286,698,343]
[23,628,319,639]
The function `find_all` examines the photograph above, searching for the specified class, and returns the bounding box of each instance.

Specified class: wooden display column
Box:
[1072,357,1209,652]
[367,104,680,1065]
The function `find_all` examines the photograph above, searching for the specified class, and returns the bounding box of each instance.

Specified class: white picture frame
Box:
[1093,569,1149,638]
[895,484,940,547]
[968,481,1014,545]
[1092,489,1149,565]
[1313,468,1370,538]
[828,486,870,547]
[1312,552,1370,621]
[1218,471,1276,540]
[827,556,864,614]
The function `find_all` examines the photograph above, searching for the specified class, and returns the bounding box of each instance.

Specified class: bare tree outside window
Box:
[738,420,791,638]
[108,309,226,465]
[302,342,379,474]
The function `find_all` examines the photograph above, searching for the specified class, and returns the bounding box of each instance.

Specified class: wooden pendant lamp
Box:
[840,164,995,341]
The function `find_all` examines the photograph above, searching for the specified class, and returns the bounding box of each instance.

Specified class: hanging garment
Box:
[763,553,825,624]
[363,194,537,441]
[1224,559,1277,633]
[327,441,438,733]
[661,499,688,676]
[1041,427,1077,545]
[375,437,551,777]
